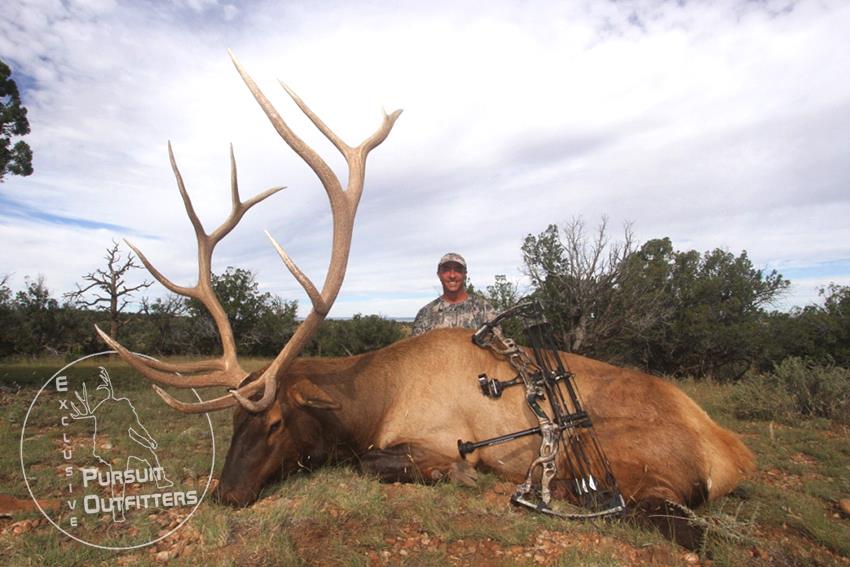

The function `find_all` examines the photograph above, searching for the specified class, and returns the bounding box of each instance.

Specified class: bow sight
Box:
[459,301,626,519]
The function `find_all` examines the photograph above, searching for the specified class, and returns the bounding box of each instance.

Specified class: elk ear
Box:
[289,384,341,411]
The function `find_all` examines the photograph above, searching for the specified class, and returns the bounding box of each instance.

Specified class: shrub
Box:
[731,372,797,422]
[732,358,850,424]
[773,357,850,423]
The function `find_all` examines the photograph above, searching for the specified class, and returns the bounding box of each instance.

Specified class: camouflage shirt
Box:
[412,294,498,336]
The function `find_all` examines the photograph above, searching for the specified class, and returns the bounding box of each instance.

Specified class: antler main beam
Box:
[100,52,401,414]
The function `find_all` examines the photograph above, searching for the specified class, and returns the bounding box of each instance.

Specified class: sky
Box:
[1,0,849,320]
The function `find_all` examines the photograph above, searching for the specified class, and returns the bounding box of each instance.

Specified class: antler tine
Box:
[124,239,194,297]
[96,326,242,387]
[153,385,240,413]
[278,80,403,212]
[169,142,206,243]
[228,51,342,201]
[265,230,327,315]
[278,81,349,155]
[209,144,285,244]
[133,358,224,374]
[360,108,404,156]
[280,79,402,166]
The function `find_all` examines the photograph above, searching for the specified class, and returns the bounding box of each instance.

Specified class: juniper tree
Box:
[1,59,33,181]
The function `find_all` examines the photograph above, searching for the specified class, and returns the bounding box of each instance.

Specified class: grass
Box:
[555,547,624,566]
[2,358,850,565]
[681,382,850,564]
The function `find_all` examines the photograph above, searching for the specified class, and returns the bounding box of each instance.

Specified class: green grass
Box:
[1,526,118,566]
[555,547,624,566]
[2,359,850,566]
[684,378,850,564]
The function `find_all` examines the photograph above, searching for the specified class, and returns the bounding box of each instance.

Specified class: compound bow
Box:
[458,301,626,519]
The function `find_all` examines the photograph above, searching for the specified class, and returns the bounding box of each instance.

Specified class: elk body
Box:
[216,328,755,507]
[99,54,754,514]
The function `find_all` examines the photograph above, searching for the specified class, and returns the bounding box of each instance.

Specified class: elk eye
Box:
[268,419,282,434]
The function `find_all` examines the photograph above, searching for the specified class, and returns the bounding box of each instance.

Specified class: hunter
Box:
[412,252,496,335]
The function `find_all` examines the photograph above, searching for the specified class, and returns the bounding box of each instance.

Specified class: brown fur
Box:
[217,328,755,508]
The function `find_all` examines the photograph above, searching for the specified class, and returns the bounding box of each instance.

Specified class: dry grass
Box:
[2,358,849,566]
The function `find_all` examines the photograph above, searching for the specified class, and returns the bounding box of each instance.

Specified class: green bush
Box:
[733,357,850,423]
[773,357,850,423]
[731,372,797,422]
[305,314,406,357]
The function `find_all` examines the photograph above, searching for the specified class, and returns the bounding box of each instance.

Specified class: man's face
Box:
[438,262,466,294]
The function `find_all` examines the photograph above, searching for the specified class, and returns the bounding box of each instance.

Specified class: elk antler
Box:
[98,51,401,414]
[95,141,283,395]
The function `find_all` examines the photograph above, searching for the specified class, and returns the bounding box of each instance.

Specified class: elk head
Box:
[96,51,401,505]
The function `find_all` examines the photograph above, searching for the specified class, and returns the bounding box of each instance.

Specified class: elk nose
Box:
[214,489,241,507]
[213,483,255,508]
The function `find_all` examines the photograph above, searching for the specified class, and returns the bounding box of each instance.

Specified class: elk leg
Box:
[630,499,706,552]
[359,444,477,486]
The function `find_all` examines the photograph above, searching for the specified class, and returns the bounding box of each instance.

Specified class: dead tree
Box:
[65,241,152,339]
[522,216,660,354]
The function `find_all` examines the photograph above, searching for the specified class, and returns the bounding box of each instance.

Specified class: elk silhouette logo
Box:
[69,367,173,523]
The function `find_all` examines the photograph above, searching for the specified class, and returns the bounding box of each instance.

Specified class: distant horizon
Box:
[313,316,416,323]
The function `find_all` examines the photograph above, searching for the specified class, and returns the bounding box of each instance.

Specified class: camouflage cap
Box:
[438,252,467,271]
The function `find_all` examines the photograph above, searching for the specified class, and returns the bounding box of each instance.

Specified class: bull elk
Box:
[98,54,755,517]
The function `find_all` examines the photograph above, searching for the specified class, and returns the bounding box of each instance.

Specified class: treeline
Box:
[0,270,405,360]
[3,220,848,380]
[511,219,849,379]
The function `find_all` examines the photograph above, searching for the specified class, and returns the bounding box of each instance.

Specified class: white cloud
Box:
[1,0,849,320]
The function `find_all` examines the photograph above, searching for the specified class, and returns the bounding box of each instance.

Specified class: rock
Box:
[684,552,700,564]
[839,499,850,517]
[11,520,33,535]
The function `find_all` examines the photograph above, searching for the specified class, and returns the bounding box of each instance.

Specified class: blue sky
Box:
[1,0,849,318]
